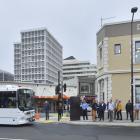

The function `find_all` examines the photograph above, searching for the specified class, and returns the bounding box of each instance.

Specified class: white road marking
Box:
[0,138,28,140]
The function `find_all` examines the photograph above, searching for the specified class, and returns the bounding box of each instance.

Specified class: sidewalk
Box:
[35,113,70,124]
[36,113,140,127]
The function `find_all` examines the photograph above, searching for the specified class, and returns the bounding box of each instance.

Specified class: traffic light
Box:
[55,84,60,95]
[63,83,67,92]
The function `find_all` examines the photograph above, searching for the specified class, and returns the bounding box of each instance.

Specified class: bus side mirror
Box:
[19,106,25,111]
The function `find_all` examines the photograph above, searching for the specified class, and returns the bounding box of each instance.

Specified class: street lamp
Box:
[131,7,138,122]
[57,71,63,121]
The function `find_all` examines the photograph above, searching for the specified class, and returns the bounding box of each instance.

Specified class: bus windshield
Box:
[0,91,17,108]
[18,89,34,111]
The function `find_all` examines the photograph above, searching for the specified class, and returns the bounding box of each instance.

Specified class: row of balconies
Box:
[22,34,45,39]
[22,42,44,49]
[63,73,96,78]
[21,56,44,61]
[14,55,62,66]
[63,64,96,69]
[21,30,45,37]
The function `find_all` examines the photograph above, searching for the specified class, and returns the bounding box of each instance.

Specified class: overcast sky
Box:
[0,0,140,73]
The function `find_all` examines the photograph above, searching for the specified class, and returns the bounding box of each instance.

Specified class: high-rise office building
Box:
[14,28,63,84]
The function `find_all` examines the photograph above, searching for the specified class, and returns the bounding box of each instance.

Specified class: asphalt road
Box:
[0,123,140,140]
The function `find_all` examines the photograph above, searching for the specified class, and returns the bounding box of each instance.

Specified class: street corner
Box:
[35,119,57,124]
[59,117,70,122]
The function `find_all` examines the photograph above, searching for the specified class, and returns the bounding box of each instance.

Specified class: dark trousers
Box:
[114,109,117,119]
[126,110,132,120]
[99,110,104,121]
[107,110,109,119]
[58,109,63,121]
[117,110,122,120]
[82,109,88,120]
[45,111,49,120]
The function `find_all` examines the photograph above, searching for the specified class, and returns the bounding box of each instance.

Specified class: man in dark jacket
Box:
[125,100,132,120]
[44,101,50,120]
[99,101,106,121]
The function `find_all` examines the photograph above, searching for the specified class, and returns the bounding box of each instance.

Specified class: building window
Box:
[99,46,103,67]
[99,47,102,60]
[135,41,140,64]
[114,44,121,54]
[80,83,90,95]
[135,85,140,103]
[137,24,140,30]
[99,79,104,101]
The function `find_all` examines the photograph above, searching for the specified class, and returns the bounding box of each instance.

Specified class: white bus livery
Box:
[0,85,35,125]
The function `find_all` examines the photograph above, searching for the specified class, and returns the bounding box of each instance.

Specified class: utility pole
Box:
[57,71,60,121]
[130,7,138,122]
[57,71,63,121]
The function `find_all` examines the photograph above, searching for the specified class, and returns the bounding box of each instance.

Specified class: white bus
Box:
[0,85,35,125]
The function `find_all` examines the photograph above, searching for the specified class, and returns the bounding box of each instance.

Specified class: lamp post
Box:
[57,71,63,121]
[131,7,138,122]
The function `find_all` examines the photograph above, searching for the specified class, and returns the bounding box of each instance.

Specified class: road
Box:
[0,123,140,140]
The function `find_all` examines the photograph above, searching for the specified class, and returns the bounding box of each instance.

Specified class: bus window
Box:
[18,89,34,111]
[0,91,16,108]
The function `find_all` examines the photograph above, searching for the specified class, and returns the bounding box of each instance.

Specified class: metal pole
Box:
[58,71,60,121]
[131,13,134,122]
[61,81,63,117]
[3,72,4,81]
[79,81,81,96]
[101,17,103,27]
[58,71,60,85]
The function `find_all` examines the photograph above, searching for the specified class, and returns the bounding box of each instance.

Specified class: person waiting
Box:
[135,103,140,120]
[108,99,114,122]
[116,100,122,120]
[80,100,89,120]
[91,99,97,121]
[125,100,133,120]
[44,101,50,120]
[98,101,106,121]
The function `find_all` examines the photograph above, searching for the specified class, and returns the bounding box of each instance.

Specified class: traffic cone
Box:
[35,111,40,120]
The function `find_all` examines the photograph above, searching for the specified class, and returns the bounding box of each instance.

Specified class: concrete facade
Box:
[14,28,63,85]
[63,56,97,96]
